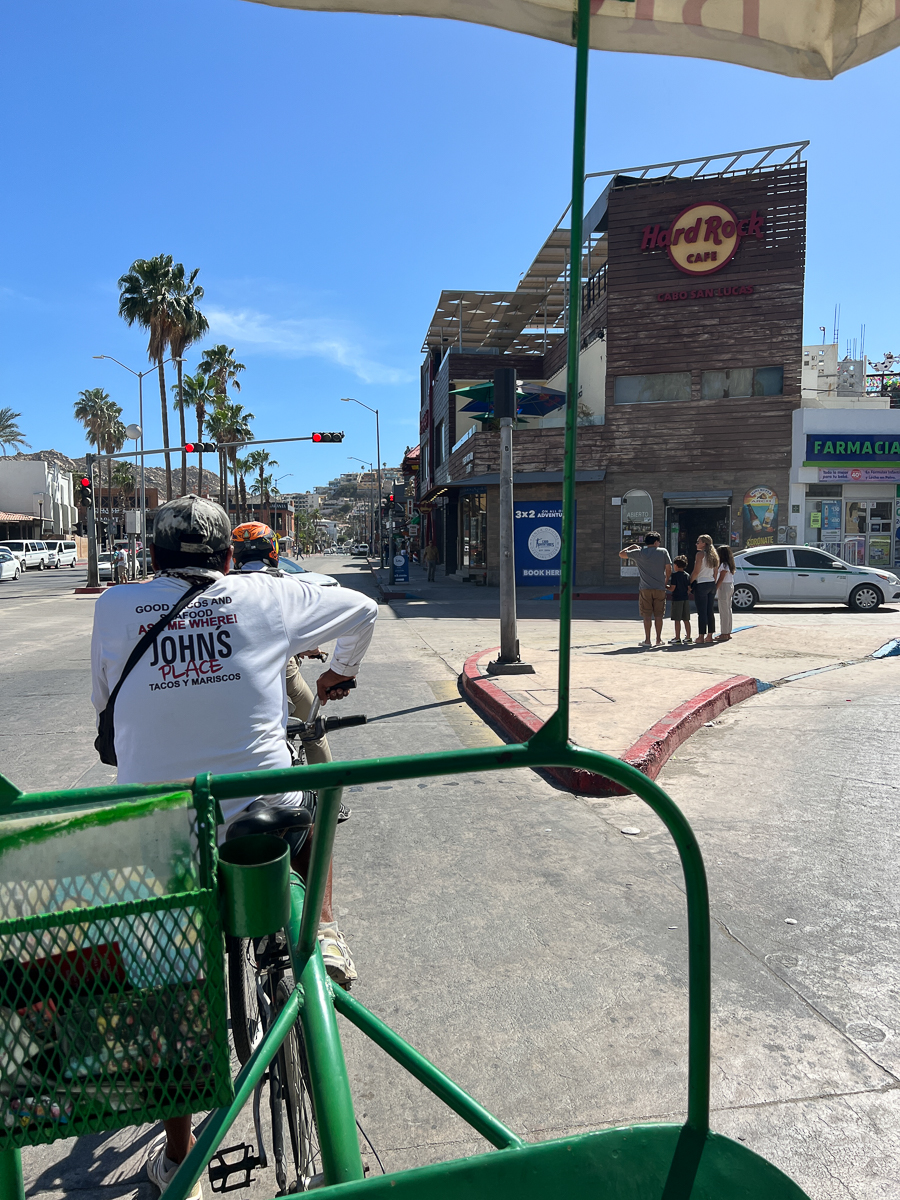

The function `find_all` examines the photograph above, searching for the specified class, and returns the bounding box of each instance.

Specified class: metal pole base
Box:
[486,658,535,676]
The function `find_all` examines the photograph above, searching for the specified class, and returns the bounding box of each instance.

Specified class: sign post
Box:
[488,368,534,676]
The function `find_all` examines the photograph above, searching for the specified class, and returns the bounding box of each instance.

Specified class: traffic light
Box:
[185,442,216,453]
[78,476,93,507]
[311,432,344,443]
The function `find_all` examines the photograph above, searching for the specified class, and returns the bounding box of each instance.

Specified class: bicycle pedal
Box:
[208,1143,264,1192]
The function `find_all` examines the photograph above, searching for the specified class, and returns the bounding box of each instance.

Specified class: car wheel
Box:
[38,559,45,570]
[849,583,882,612]
[14,568,20,580]
[731,583,757,611]
[71,560,76,567]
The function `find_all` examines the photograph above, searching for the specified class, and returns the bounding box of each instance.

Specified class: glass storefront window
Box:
[460,493,487,569]
[620,489,653,577]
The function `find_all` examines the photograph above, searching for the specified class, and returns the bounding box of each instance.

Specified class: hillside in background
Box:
[7,450,221,498]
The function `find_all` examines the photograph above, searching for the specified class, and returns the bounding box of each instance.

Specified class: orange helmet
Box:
[232,522,279,567]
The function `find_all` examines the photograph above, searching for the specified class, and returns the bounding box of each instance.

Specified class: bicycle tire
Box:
[274,976,321,1191]
[227,935,265,1067]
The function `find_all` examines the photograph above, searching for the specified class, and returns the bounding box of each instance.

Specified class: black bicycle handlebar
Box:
[323,714,367,731]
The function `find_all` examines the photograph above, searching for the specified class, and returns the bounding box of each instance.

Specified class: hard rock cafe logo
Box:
[641,203,765,276]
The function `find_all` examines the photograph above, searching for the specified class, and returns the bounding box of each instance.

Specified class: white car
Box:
[279,558,339,587]
[0,548,20,581]
[45,539,78,568]
[732,546,900,612]
[350,544,369,558]
[0,540,54,570]
[97,552,115,582]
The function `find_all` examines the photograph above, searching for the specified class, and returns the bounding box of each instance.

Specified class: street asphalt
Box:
[2,557,898,1198]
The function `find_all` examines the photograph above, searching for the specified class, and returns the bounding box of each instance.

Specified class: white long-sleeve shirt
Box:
[90,569,377,822]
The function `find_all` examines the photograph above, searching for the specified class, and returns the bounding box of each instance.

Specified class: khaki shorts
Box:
[638,588,667,619]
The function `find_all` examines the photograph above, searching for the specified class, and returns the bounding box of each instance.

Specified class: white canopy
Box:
[242,0,900,80]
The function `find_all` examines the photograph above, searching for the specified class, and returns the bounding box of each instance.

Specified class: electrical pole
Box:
[488,368,534,676]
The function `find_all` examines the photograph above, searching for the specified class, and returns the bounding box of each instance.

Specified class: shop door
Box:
[844,500,895,566]
[666,506,731,563]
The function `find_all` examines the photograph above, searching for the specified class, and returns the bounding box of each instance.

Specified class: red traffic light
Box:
[184,443,194,453]
[312,433,322,442]
[80,478,91,488]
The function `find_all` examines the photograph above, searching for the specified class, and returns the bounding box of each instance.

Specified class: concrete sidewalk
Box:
[371,557,900,793]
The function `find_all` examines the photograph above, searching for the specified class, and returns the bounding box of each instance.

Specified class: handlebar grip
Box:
[326,677,357,695]
[323,714,367,731]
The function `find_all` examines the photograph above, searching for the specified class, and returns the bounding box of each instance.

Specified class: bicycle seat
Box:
[225,802,313,842]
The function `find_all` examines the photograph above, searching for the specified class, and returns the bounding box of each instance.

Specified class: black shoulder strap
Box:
[105,581,209,713]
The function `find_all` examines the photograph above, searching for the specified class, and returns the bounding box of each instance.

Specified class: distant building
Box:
[0,458,77,538]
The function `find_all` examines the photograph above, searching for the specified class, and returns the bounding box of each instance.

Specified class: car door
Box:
[740,548,793,600]
[789,547,848,601]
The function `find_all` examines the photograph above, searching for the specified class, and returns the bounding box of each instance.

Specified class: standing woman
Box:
[689,534,719,645]
[715,545,736,642]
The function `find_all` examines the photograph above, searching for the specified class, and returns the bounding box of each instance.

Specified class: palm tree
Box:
[117,254,180,501]
[0,407,30,455]
[74,388,124,547]
[198,345,245,407]
[234,456,250,523]
[245,449,278,525]
[168,268,209,495]
[218,402,255,523]
[204,406,231,508]
[180,371,218,496]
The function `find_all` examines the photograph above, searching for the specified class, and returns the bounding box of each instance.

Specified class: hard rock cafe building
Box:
[417,143,810,585]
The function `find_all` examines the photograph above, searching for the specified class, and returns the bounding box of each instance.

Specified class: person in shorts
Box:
[666,555,692,644]
[618,531,672,647]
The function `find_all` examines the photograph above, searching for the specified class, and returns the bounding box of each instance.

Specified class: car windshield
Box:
[278,559,307,574]
[98,553,114,562]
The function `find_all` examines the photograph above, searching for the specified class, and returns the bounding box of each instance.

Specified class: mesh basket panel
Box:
[0,791,232,1150]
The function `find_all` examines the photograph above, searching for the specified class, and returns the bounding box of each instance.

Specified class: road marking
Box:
[428,679,502,748]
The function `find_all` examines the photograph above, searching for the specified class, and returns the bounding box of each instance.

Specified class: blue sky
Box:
[1,0,898,490]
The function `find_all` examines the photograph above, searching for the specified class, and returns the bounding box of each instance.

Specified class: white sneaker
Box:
[318,922,358,987]
[146,1136,203,1199]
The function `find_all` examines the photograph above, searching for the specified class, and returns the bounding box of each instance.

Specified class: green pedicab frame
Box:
[0,3,810,1196]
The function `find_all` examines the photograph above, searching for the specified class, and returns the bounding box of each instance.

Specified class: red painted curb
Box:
[460,647,760,796]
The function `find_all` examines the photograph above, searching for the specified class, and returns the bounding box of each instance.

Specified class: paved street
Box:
[3,558,898,1198]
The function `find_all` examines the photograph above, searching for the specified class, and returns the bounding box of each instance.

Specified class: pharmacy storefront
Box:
[790,409,900,569]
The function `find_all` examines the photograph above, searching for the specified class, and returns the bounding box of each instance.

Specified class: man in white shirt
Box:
[90,495,378,1198]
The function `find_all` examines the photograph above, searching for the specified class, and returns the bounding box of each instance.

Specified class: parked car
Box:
[45,539,78,568]
[97,552,115,582]
[278,558,340,587]
[0,540,54,570]
[350,544,369,558]
[732,546,900,612]
[0,548,20,581]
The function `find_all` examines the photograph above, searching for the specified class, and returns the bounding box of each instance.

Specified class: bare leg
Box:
[654,615,664,644]
[642,615,652,642]
[163,1115,194,1164]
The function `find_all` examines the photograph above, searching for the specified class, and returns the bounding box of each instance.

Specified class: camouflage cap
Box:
[151,494,232,556]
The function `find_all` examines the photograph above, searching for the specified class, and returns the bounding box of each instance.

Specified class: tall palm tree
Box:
[235,457,250,523]
[74,388,124,547]
[218,402,254,524]
[117,254,179,501]
[204,406,231,508]
[0,407,30,455]
[198,345,245,406]
[168,268,209,495]
[245,449,278,526]
[180,371,218,496]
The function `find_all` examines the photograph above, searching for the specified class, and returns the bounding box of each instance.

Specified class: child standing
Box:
[667,555,692,644]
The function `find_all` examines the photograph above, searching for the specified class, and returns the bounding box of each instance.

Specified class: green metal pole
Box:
[0,1148,25,1200]
[333,988,524,1150]
[290,787,365,1184]
[553,0,591,744]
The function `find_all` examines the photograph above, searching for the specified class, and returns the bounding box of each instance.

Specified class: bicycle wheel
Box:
[274,976,321,1191]
[227,935,264,1067]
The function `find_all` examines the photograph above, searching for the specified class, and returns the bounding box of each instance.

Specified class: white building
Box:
[0,458,77,535]
[789,407,900,568]
[801,345,881,409]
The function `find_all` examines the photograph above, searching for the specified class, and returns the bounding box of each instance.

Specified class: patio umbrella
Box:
[454,382,566,417]
[245,2,900,81]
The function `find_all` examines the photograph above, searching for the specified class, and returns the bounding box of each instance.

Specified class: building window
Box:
[433,420,445,468]
[460,493,487,569]
[701,366,783,399]
[614,373,691,405]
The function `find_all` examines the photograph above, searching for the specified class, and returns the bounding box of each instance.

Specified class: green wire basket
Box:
[0,789,232,1151]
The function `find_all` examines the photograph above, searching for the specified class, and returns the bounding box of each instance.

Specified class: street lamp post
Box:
[342,399,383,565]
[348,456,374,553]
[93,355,178,573]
